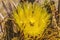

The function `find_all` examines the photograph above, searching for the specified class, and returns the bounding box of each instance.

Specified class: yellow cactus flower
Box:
[13,2,51,40]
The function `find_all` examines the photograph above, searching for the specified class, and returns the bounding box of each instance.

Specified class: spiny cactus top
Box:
[12,2,51,40]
